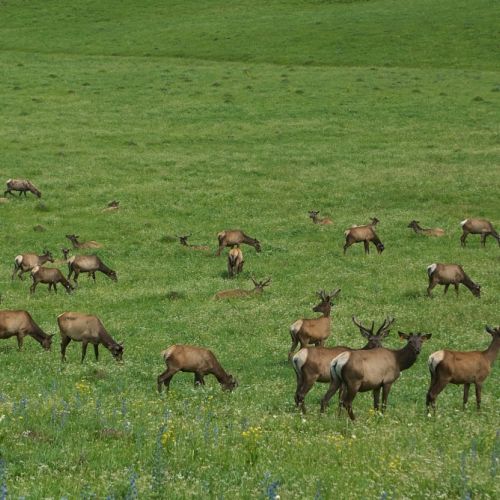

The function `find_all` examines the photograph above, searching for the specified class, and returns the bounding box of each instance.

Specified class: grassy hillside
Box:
[0,0,499,497]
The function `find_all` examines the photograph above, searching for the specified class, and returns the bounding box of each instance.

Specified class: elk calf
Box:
[157,344,237,393]
[460,218,499,247]
[30,266,74,294]
[0,310,53,350]
[4,179,41,198]
[177,234,210,251]
[12,250,54,280]
[214,277,270,299]
[67,255,117,285]
[216,230,261,256]
[66,234,103,249]
[427,263,480,298]
[308,211,333,225]
[408,220,445,237]
[227,246,244,277]
[343,219,384,255]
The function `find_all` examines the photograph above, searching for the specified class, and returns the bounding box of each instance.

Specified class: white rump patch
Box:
[330,351,351,382]
[344,229,350,236]
[31,266,40,273]
[428,351,445,373]
[460,219,468,227]
[161,346,175,361]
[290,319,303,336]
[427,263,437,277]
[14,255,23,266]
[68,256,76,265]
[292,349,308,374]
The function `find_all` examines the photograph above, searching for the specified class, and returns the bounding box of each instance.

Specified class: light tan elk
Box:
[324,331,431,419]
[408,220,445,237]
[214,277,271,299]
[157,344,238,393]
[12,250,54,280]
[288,289,341,359]
[0,310,53,350]
[4,179,41,198]
[292,316,393,413]
[67,255,117,285]
[427,263,480,298]
[177,234,210,251]
[227,246,244,277]
[102,200,119,212]
[30,266,74,294]
[66,234,103,249]
[215,230,261,256]
[460,218,499,247]
[57,312,123,362]
[426,326,500,412]
[343,219,384,254]
[308,211,333,225]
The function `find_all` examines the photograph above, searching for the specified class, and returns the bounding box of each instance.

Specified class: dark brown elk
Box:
[157,344,237,393]
[0,310,53,350]
[324,331,431,419]
[57,312,123,362]
[460,218,499,247]
[426,326,500,412]
[408,220,445,237]
[66,234,103,249]
[343,219,384,255]
[102,200,120,212]
[30,266,74,294]
[52,248,71,266]
[427,263,480,298]
[227,246,244,277]
[177,234,210,251]
[67,255,117,285]
[4,179,41,198]
[12,250,54,280]
[215,230,261,256]
[288,289,341,359]
[292,316,393,413]
[214,277,270,299]
[308,211,333,225]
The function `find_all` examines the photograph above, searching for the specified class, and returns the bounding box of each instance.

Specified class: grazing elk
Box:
[427,263,480,298]
[177,234,210,251]
[214,277,271,299]
[408,220,445,237]
[12,250,54,280]
[215,230,261,256]
[57,312,123,362]
[426,326,500,412]
[67,255,117,285]
[288,289,341,359]
[292,316,393,414]
[157,344,238,393]
[343,219,384,255]
[4,179,41,198]
[0,310,53,350]
[66,234,103,249]
[323,331,431,419]
[308,211,333,225]
[460,218,499,247]
[227,246,244,277]
[30,266,74,294]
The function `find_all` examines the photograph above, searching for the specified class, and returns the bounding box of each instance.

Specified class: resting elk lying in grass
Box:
[288,289,341,359]
[4,179,41,198]
[407,220,445,237]
[30,266,74,294]
[227,246,244,277]
[66,234,103,249]
[215,230,261,256]
[426,326,499,412]
[292,316,393,414]
[0,310,53,350]
[427,263,480,298]
[157,344,237,393]
[177,234,210,251]
[67,255,117,285]
[343,218,384,255]
[214,277,270,299]
[460,218,499,247]
[12,250,54,280]
[308,210,332,225]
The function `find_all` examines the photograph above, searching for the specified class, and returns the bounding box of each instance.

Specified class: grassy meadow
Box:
[0,0,499,497]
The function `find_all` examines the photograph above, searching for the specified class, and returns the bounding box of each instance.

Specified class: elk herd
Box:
[1,178,498,421]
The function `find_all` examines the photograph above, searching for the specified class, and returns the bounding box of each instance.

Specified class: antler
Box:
[329,288,341,300]
[352,316,374,337]
[250,277,258,286]
[376,316,395,337]
[486,325,499,334]
[317,290,327,300]
[260,277,272,287]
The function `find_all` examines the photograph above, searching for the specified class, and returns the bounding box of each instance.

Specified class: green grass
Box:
[0,0,499,497]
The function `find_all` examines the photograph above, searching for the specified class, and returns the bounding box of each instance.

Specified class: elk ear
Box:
[485,326,496,335]
[398,331,409,340]
[421,333,432,341]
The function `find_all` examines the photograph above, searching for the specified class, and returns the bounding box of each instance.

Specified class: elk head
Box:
[398,331,432,354]
[352,316,394,346]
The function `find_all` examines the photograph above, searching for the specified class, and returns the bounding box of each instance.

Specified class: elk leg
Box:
[91,272,96,283]
[17,334,24,350]
[53,283,58,293]
[381,383,392,412]
[320,379,341,413]
[427,279,437,297]
[61,336,71,362]
[480,233,486,247]
[215,245,224,257]
[288,335,299,361]
[474,383,482,410]
[296,378,315,414]
[363,240,370,254]
[454,284,459,295]
[73,270,80,287]
[463,383,470,409]
[460,231,468,247]
[373,387,381,411]
[426,379,448,412]
[157,368,178,392]
[194,373,205,387]
[342,385,358,421]
[443,284,450,294]
[343,240,351,255]
[81,341,89,363]
[94,344,99,361]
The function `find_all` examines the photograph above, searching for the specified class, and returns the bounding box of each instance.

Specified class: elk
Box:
[324,331,431,419]
[214,277,271,299]
[292,316,393,414]
[4,179,41,198]
[227,246,244,277]
[177,234,210,251]
[67,255,117,285]
[66,234,103,249]
[157,344,237,393]
[343,219,384,255]
[52,248,71,266]
[426,326,500,412]
[0,310,53,350]
[427,263,480,298]
[30,266,74,294]
[460,218,499,247]
[408,220,445,237]
[215,230,261,256]
[288,289,341,359]
[102,200,119,212]
[12,250,54,280]
[57,312,123,362]
[308,211,333,225]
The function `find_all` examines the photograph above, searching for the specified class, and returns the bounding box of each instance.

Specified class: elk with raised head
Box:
[324,331,431,419]
[426,326,500,412]
[4,179,41,198]
[30,266,74,294]
[227,246,244,277]
[52,248,71,266]
[308,211,333,225]
[67,255,117,285]
[408,220,445,237]
[343,218,384,255]
[57,312,123,362]
[427,263,480,298]
[215,230,261,256]
[460,218,499,247]
[293,316,393,413]
[12,250,54,280]
[66,234,103,249]
[214,277,270,299]
[177,234,210,251]
[288,289,341,360]
[0,310,53,350]
[157,344,237,393]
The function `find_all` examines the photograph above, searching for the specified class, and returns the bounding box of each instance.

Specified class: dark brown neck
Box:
[462,273,477,291]
[211,363,230,385]
[484,336,500,365]
[28,321,50,344]
[394,343,419,371]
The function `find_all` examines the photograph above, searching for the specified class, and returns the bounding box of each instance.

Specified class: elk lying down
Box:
[460,218,499,247]
[57,312,123,362]
[4,179,41,198]
[67,255,117,285]
[30,266,74,294]
[343,219,384,255]
[0,310,53,350]
[292,316,393,414]
[427,263,480,298]
[214,277,270,299]
[426,326,500,412]
[177,234,210,251]
[66,234,103,249]
[157,344,237,393]
[227,246,244,277]
[408,220,445,237]
[12,250,54,280]
[216,230,261,256]
[308,211,332,225]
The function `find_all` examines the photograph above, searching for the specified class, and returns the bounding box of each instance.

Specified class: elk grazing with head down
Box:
[308,211,333,225]
[214,277,271,299]
[12,250,54,280]
[460,218,499,247]
[408,220,445,237]
[0,310,53,350]
[426,326,500,412]
[324,331,431,419]
[227,246,244,277]
[215,230,261,256]
[288,289,341,360]
[57,312,123,363]
[343,218,384,255]
[177,234,210,251]
[67,255,117,285]
[157,344,237,393]
[4,179,41,198]
[30,266,74,294]
[292,316,393,413]
[66,234,103,249]
[427,263,480,298]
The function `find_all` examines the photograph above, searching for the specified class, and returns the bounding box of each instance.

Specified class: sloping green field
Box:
[0,0,499,497]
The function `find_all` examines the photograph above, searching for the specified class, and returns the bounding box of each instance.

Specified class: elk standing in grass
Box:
[427,263,480,298]
[343,218,384,255]
[67,255,117,285]
[30,266,74,294]
[227,246,244,277]
[215,230,261,256]
[426,326,500,412]
[408,220,445,237]
[12,250,54,280]
[308,211,333,225]
[52,248,71,266]
[0,310,53,350]
[66,234,103,249]
[4,179,41,198]
[177,234,210,251]
[214,277,270,299]
[157,344,237,393]
[460,218,499,247]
